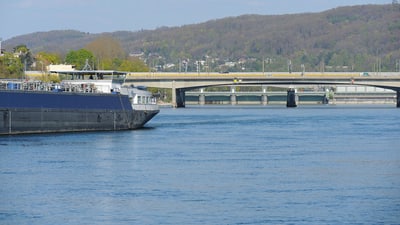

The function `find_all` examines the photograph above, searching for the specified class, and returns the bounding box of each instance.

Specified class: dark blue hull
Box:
[0,91,159,135]
[0,90,133,110]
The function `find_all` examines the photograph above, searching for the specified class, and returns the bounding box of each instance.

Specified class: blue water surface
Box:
[1,105,400,224]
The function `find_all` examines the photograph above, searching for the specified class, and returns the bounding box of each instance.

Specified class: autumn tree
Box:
[85,36,125,70]
[35,52,61,71]
[84,35,149,71]
[118,56,149,72]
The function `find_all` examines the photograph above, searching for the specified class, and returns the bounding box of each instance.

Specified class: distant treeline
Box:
[3,4,400,72]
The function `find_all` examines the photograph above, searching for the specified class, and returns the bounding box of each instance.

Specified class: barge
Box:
[0,75,159,135]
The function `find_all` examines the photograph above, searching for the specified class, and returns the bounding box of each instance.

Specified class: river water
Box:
[1,105,399,224]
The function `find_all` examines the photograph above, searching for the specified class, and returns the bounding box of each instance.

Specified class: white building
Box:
[47,64,75,72]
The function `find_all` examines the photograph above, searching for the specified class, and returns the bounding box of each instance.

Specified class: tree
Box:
[35,52,61,71]
[0,52,24,78]
[118,57,149,72]
[85,36,125,69]
[13,44,34,71]
[65,49,95,70]
[36,52,60,65]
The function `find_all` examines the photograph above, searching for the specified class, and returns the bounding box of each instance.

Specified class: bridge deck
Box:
[123,72,400,108]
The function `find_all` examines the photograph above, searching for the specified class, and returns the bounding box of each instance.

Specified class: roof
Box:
[49,70,128,76]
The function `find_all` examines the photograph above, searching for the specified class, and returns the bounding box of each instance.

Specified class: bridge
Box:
[124,72,400,108]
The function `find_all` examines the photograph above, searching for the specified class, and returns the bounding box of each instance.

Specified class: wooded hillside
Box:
[3,4,400,72]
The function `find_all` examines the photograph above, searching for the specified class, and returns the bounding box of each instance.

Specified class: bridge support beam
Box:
[172,88,186,108]
[397,90,400,108]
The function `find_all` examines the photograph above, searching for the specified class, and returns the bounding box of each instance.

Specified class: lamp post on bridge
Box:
[262,57,272,76]
[262,56,265,76]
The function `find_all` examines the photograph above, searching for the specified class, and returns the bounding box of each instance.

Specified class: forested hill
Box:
[3,4,400,72]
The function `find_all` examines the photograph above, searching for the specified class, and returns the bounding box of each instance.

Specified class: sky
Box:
[0,0,390,40]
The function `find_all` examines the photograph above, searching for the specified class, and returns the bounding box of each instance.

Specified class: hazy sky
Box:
[1,0,389,40]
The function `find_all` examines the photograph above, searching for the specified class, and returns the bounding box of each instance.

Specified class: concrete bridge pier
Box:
[286,88,297,107]
[199,88,205,105]
[262,86,268,105]
[172,88,186,108]
[397,90,400,108]
[230,95,237,105]
[262,95,268,105]
[230,86,237,105]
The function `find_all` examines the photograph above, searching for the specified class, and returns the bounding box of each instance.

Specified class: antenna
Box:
[82,58,92,71]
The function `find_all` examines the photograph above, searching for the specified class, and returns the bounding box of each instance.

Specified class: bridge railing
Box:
[127,72,400,78]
